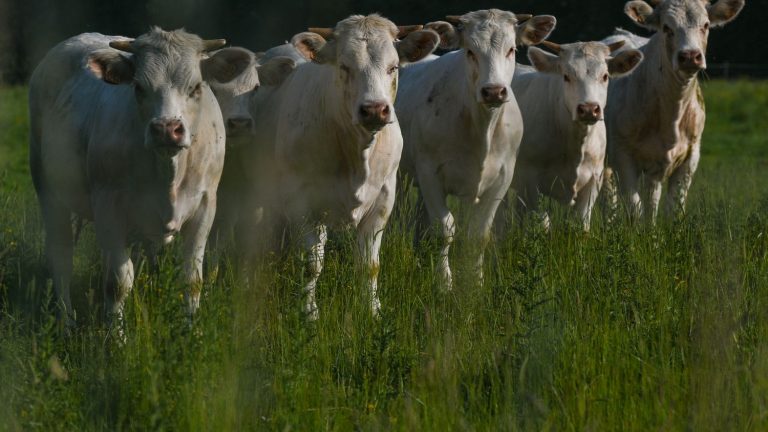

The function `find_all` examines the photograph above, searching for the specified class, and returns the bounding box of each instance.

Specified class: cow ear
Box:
[608,49,644,77]
[396,29,439,64]
[708,0,745,27]
[625,1,660,29]
[201,47,253,83]
[291,32,328,62]
[87,50,134,85]
[517,15,557,46]
[256,56,297,86]
[425,21,461,50]
[527,47,560,74]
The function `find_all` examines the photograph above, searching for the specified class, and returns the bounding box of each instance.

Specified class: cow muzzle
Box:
[358,101,392,132]
[480,85,509,106]
[577,103,602,124]
[226,116,254,137]
[149,118,188,151]
[677,50,705,74]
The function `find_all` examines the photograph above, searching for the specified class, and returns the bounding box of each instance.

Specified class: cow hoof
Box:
[371,298,382,318]
[305,302,319,321]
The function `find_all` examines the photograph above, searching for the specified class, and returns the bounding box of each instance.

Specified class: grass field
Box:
[1,80,768,430]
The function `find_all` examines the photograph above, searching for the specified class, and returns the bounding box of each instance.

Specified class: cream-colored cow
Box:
[395,10,556,290]
[29,29,253,324]
[604,0,745,221]
[512,41,643,230]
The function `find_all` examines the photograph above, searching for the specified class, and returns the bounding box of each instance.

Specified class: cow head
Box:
[210,52,298,147]
[86,28,253,154]
[294,15,439,133]
[426,10,556,107]
[624,0,744,77]
[528,41,643,124]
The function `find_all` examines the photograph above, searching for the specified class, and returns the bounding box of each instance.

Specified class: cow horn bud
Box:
[515,14,533,22]
[202,39,227,51]
[607,40,626,53]
[540,40,562,53]
[397,25,424,39]
[308,27,334,39]
[109,40,134,53]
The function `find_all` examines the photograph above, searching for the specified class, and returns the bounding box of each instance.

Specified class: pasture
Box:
[1,80,768,430]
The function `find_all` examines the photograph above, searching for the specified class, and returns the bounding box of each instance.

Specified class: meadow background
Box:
[1,79,767,430]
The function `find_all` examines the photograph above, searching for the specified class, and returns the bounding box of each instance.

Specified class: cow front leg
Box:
[356,177,396,316]
[100,248,134,322]
[356,224,385,317]
[39,195,75,326]
[181,194,217,317]
[574,175,600,232]
[93,198,133,326]
[665,145,700,217]
[417,168,455,291]
[467,180,509,285]
[616,151,642,221]
[643,177,663,225]
[301,223,327,320]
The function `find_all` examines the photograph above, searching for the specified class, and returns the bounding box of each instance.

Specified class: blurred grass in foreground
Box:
[1,80,768,430]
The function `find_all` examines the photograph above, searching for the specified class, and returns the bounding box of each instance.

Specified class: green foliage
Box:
[2,81,768,430]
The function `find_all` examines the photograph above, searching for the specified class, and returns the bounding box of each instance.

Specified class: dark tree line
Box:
[1,0,765,84]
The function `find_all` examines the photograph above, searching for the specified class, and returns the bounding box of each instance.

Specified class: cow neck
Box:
[458,67,506,162]
[551,84,597,182]
[331,100,377,196]
[640,33,701,147]
[152,151,187,223]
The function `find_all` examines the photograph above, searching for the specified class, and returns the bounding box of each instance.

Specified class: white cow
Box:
[511,41,644,231]
[395,10,556,290]
[248,16,439,318]
[29,29,252,324]
[210,49,299,250]
[604,0,745,221]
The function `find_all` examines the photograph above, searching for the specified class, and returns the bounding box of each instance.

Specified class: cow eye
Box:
[191,83,203,98]
[133,83,145,98]
[563,74,571,83]
[466,50,476,61]
[663,25,674,36]
[340,64,351,74]
[387,65,399,75]
[602,73,609,83]
[702,22,710,31]
[507,47,516,58]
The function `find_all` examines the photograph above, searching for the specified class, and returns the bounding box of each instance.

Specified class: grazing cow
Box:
[29,29,252,324]
[210,49,300,250]
[604,0,745,221]
[248,15,439,318]
[395,10,556,290]
[511,41,644,231]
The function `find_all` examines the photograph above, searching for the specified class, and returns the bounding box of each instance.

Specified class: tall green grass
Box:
[1,80,768,430]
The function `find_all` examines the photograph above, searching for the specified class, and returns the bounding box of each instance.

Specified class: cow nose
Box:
[577,103,601,123]
[358,102,391,130]
[226,117,253,133]
[677,50,704,71]
[150,119,185,145]
[481,85,508,105]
